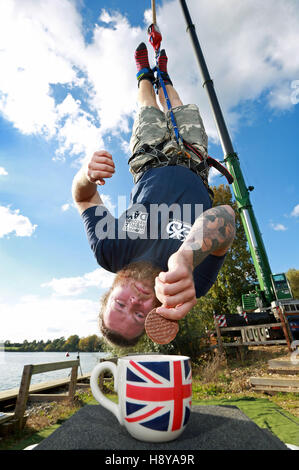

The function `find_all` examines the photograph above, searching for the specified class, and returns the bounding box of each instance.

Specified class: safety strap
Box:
[183,141,234,184]
[129,141,233,185]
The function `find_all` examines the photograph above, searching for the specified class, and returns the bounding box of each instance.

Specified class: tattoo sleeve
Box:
[181,205,236,268]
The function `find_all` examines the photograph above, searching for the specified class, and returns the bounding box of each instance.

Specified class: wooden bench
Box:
[13,360,79,430]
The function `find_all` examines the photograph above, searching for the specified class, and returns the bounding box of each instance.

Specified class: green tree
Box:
[22,340,30,351]
[63,335,80,352]
[34,340,45,351]
[79,335,102,352]
[286,269,299,298]
[44,341,54,352]
[45,337,66,351]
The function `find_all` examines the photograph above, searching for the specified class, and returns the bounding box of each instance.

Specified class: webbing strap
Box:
[148,23,187,156]
[184,142,234,184]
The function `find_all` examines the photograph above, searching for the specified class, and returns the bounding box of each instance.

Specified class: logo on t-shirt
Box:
[166,219,191,241]
[122,210,148,234]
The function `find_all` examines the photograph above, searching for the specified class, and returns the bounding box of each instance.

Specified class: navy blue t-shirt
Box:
[81,166,226,298]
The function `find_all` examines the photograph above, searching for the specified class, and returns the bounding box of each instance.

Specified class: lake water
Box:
[0,351,109,392]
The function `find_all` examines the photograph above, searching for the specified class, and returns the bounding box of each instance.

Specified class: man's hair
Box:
[98,261,161,348]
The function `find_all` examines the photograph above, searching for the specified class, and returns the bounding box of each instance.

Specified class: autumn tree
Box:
[286,269,299,298]
[63,335,80,352]
[79,335,103,352]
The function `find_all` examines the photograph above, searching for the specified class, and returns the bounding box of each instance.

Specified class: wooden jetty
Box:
[0,374,91,406]
[0,359,92,433]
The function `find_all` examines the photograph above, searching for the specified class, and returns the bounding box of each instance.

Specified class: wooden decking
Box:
[0,371,91,434]
[250,358,299,393]
[0,373,91,404]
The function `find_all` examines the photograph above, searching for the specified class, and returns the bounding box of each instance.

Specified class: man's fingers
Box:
[93,150,113,160]
[156,299,197,321]
[158,269,188,284]
[90,170,114,180]
[155,277,191,297]
[162,288,196,308]
[154,285,196,309]
[95,178,105,186]
[92,156,115,168]
[89,162,115,173]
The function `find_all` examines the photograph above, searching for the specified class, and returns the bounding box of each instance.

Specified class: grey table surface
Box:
[33,404,289,451]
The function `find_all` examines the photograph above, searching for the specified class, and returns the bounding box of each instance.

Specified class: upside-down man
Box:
[72,43,236,347]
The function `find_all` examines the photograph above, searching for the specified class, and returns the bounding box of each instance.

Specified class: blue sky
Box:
[0,0,298,343]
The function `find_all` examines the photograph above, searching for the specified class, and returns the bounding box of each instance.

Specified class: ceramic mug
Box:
[90,354,192,443]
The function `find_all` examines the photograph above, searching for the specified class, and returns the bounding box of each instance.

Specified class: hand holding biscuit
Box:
[154,249,197,321]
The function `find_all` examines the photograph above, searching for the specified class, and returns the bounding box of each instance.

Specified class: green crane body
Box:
[179,0,292,308]
[225,152,274,304]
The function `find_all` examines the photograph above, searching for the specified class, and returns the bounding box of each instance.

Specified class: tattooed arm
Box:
[154,205,236,320]
[181,204,236,266]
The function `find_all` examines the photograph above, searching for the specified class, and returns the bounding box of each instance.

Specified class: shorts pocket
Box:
[130,106,169,154]
[172,104,208,151]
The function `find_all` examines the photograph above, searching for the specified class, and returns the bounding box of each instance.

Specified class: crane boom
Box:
[179,0,275,305]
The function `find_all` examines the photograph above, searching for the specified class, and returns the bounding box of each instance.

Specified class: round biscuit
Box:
[145,309,179,344]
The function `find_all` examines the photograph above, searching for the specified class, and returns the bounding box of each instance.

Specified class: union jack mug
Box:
[90,354,192,443]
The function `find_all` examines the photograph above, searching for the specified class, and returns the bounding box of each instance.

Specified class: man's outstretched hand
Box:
[154,250,197,321]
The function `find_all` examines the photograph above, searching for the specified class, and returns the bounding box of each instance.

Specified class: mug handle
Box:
[90,361,121,424]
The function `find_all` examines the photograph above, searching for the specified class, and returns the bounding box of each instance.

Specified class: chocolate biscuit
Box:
[145,309,179,344]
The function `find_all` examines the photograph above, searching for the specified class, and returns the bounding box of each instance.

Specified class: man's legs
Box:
[138,79,159,109]
[156,49,183,112]
[158,85,183,113]
[138,79,183,112]
[135,42,183,112]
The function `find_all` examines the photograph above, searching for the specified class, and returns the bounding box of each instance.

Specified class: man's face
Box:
[103,279,157,340]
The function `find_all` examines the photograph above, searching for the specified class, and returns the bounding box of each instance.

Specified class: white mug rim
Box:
[118,354,190,362]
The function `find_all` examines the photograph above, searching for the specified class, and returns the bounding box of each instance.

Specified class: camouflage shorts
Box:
[129,104,208,182]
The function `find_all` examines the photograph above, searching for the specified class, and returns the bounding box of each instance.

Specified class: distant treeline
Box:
[3,335,104,352]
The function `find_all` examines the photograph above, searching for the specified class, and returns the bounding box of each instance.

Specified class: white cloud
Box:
[291,204,299,217]
[0,0,299,162]
[0,0,82,137]
[100,194,116,214]
[156,0,299,139]
[0,205,37,238]
[0,167,8,176]
[270,223,287,231]
[208,167,221,184]
[61,203,71,212]
[0,296,100,342]
[42,268,115,296]
[54,94,104,161]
